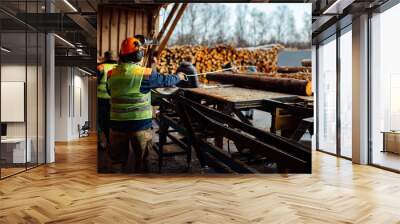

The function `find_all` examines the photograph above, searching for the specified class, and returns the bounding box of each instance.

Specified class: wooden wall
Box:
[97,5,158,58]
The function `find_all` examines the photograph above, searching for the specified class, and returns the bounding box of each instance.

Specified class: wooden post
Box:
[157,3,188,57]
[156,3,179,41]
[145,4,179,67]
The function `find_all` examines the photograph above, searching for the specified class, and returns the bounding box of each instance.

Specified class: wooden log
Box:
[277,66,311,73]
[275,72,311,81]
[205,72,312,96]
[236,71,311,81]
[301,59,311,67]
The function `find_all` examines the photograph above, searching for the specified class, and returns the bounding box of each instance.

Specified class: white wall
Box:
[55,66,70,141]
[54,67,89,141]
[312,45,316,150]
[1,65,36,138]
[1,65,26,142]
[1,63,46,164]
[71,73,89,138]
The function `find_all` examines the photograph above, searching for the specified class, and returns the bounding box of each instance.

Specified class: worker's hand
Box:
[177,72,186,81]
[152,56,158,65]
[231,65,238,73]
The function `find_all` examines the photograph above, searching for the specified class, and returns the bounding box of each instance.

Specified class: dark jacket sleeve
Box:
[176,62,199,88]
[97,65,103,85]
[140,70,181,93]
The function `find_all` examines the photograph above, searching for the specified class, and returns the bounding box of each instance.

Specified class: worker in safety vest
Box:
[97,51,117,148]
[107,37,185,173]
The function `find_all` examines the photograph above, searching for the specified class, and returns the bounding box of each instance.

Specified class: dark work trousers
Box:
[98,98,110,145]
[109,128,152,173]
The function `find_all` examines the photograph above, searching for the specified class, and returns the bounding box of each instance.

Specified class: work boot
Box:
[200,165,211,174]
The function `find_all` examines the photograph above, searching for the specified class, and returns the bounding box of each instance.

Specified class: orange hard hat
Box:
[119,37,142,56]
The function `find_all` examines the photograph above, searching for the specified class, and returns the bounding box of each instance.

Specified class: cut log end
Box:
[305,81,312,96]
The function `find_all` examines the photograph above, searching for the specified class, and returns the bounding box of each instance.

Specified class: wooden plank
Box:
[125,9,128,38]
[127,11,135,37]
[185,86,293,103]
[110,8,119,55]
[98,6,159,58]
[101,7,111,56]
[118,10,127,54]
[116,9,120,54]
[142,11,148,35]
[108,9,112,54]
[148,9,156,36]
[135,11,143,35]
[97,5,102,57]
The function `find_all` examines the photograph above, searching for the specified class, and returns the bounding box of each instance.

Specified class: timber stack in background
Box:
[157,44,283,74]
[156,44,312,82]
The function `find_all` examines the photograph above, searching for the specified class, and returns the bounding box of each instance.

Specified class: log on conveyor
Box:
[235,71,311,81]
[277,66,311,73]
[206,72,312,96]
[273,72,311,81]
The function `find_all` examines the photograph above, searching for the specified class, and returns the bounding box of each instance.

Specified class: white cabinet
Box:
[1,138,32,163]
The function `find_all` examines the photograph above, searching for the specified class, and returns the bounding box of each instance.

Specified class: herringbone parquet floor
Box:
[1,135,400,224]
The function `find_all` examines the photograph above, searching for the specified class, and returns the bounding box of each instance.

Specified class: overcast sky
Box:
[160,3,311,46]
[218,3,311,31]
[161,3,311,34]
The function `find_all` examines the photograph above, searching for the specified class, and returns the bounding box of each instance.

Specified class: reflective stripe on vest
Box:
[111,94,150,104]
[108,63,152,121]
[97,63,116,99]
[111,105,152,113]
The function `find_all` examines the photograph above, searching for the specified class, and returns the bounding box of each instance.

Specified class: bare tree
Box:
[250,8,259,46]
[176,4,198,45]
[284,8,297,44]
[168,3,310,48]
[198,3,213,45]
[260,13,273,45]
[302,11,312,43]
[234,4,249,47]
[250,9,271,46]
[186,4,199,44]
[272,5,286,44]
[272,5,302,45]
[210,5,229,45]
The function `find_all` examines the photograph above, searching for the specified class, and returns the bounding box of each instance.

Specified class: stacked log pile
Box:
[157,45,312,81]
[301,59,311,67]
[275,66,311,80]
[157,44,283,74]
